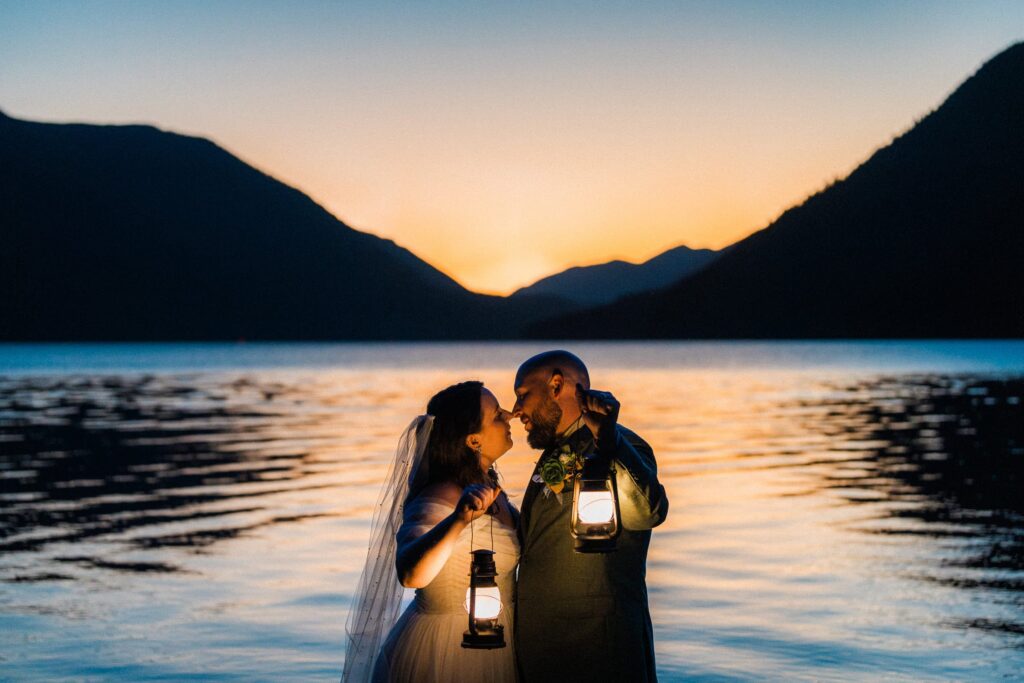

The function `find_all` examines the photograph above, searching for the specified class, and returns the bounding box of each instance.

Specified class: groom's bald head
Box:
[513,350,590,449]
[514,350,590,390]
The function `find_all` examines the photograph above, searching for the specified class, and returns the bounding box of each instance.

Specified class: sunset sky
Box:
[2,1,1022,294]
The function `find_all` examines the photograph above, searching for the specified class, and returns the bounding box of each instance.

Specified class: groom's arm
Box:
[601,426,669,531]
[576,384,668,530]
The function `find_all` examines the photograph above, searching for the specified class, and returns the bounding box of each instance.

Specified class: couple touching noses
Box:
[343,350,669,683]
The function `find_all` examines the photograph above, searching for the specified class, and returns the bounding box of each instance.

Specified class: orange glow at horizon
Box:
[205,37,982,296]
[232,106,892,295]
[5,4,1020,295]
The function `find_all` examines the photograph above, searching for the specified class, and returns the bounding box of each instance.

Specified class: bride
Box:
[343,381,520,683]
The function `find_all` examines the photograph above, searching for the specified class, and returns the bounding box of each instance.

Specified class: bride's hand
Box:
[455,483,502,524]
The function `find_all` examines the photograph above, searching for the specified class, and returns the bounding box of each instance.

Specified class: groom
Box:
[512,350,668,683]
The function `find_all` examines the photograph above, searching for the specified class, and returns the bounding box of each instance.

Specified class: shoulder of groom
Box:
[617,424,654,456]
[618,423,651,450]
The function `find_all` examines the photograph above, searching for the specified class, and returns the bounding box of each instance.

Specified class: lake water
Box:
[1,341,1023,681]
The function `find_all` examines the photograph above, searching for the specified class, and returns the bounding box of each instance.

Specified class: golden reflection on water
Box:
[0,367,1022,680]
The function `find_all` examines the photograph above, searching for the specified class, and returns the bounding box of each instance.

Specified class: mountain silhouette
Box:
[510,245,720,308]
[0,111,564,340]
[527,42,1024,339]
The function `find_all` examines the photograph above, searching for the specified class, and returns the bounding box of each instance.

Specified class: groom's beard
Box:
[526,397,562,450]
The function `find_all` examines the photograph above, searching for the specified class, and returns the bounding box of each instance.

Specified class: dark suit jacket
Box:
[515,424,668,683]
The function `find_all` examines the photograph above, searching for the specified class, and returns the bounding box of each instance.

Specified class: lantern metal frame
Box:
[570,454,621,553]
[462,549,506,649]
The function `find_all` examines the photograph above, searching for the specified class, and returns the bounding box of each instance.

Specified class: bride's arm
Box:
[396,482,500,589]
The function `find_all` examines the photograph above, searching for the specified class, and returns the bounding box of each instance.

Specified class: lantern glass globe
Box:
[464,586,502,619]
[577,490,615,524]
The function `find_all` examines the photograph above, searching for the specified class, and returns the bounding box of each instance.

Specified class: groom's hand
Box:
[576,382,620,444]
[456,482,502,524]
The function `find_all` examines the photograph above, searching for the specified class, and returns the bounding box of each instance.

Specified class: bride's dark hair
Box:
[425,380,489,489]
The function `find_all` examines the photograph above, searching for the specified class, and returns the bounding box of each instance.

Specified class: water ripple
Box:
[1,364,1023,680]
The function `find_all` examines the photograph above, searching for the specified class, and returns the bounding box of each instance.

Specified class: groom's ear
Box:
[548,370,564,397]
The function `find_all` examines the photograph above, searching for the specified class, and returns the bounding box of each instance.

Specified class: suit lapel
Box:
[519,452,548,548]
[570,425,596,457]
[520,428,598,549]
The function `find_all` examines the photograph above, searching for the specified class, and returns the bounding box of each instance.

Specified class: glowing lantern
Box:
[462,549,506,649]
[570,455,620,553]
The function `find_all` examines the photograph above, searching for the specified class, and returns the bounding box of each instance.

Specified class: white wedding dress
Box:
[372,495,520,683]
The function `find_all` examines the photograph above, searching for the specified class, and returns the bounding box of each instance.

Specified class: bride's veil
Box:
[342,414,434,683]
